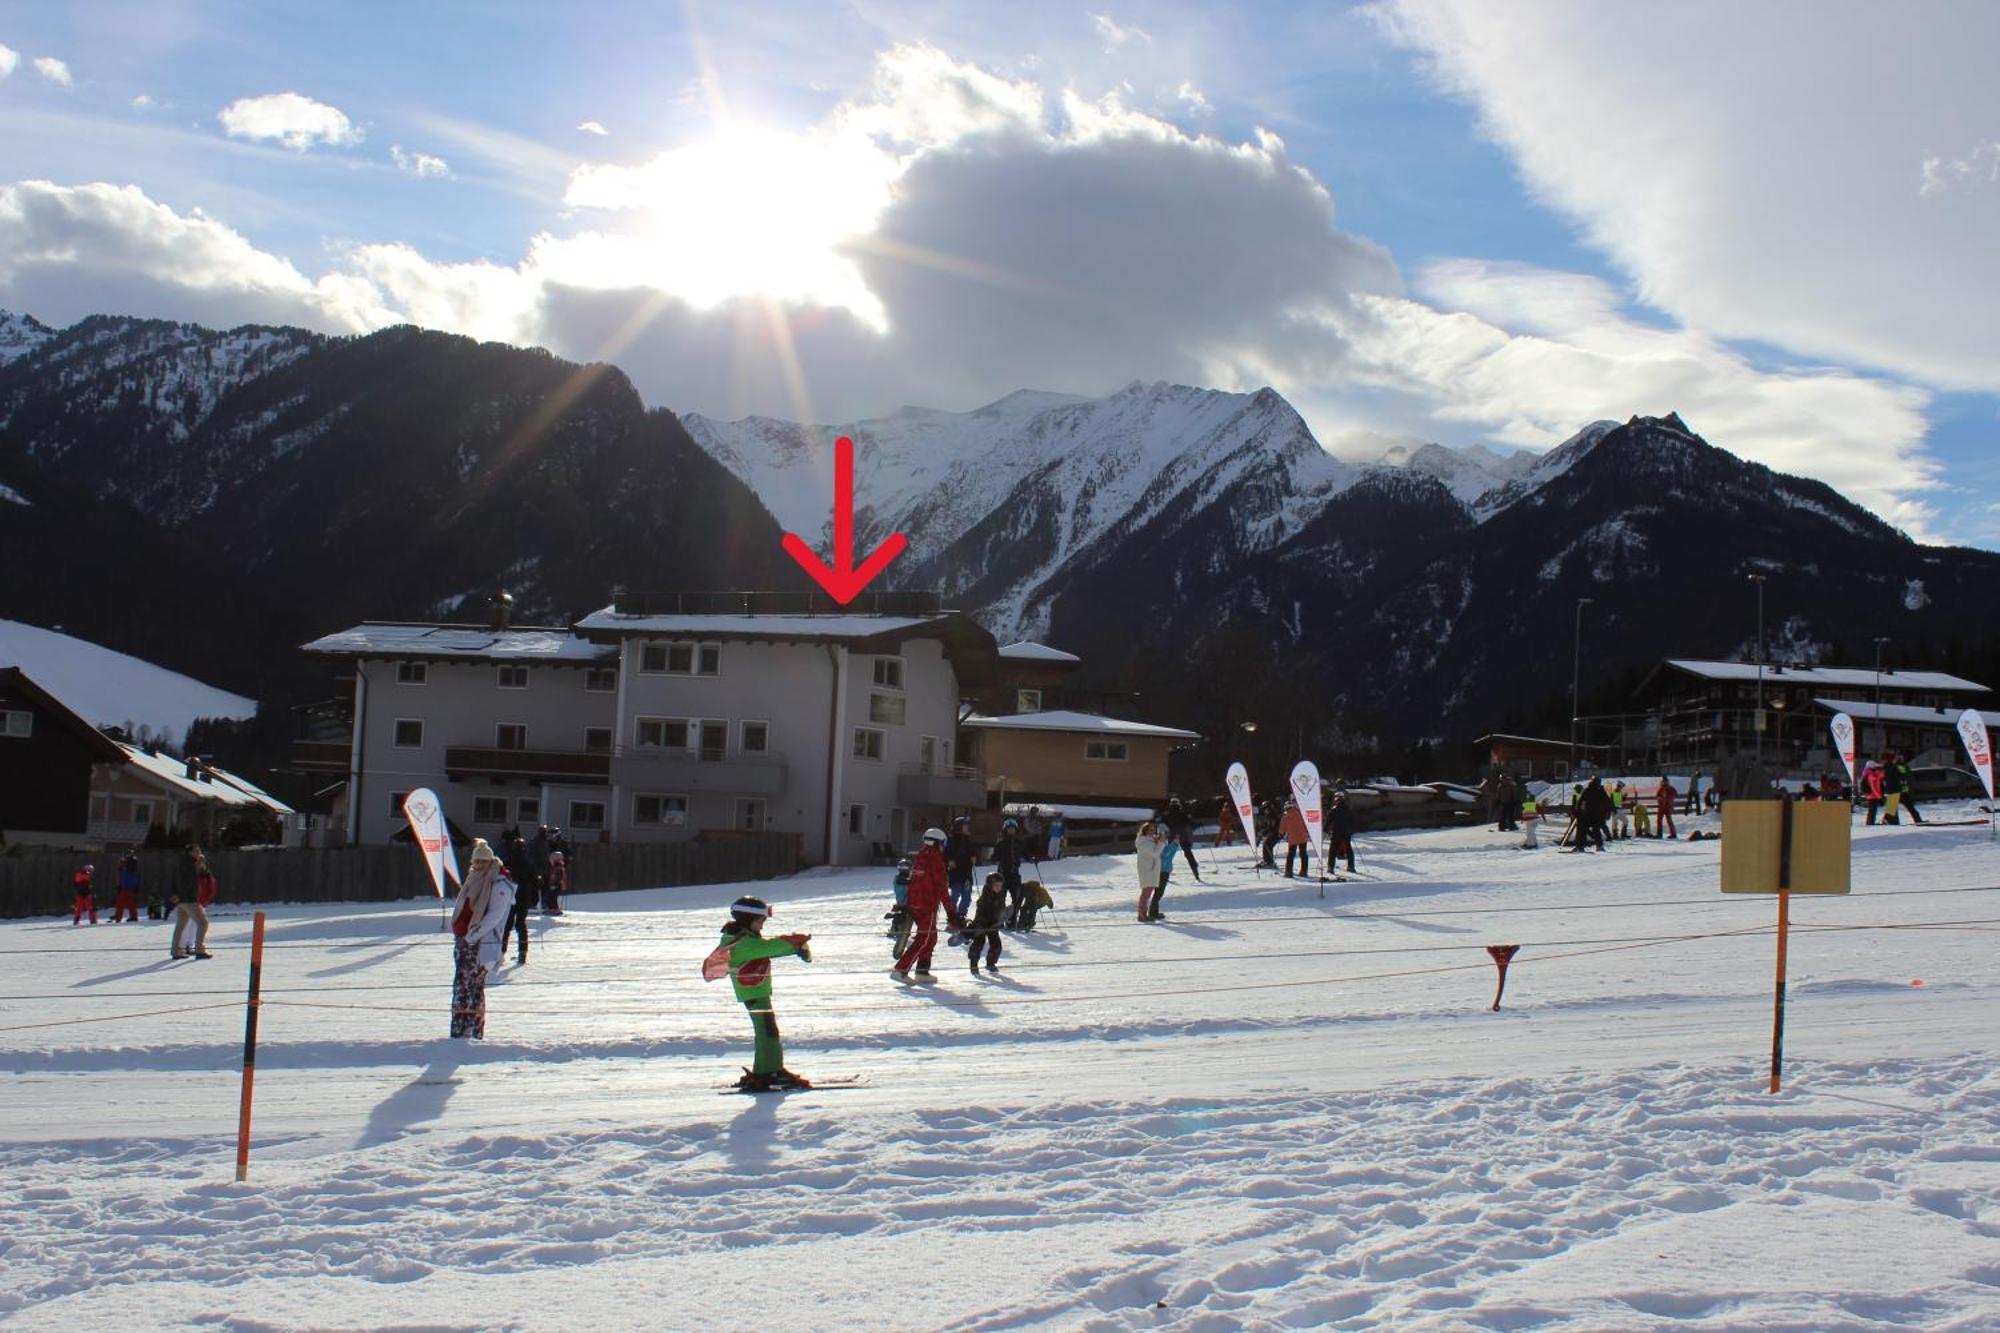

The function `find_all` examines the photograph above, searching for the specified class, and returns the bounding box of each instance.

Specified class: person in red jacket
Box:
[893,827,962,983]
[71,863,98,925]
[1654,776,1678,839]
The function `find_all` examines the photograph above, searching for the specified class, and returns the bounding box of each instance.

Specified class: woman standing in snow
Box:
[449,839,514,1039]
[1135,821,1166,922]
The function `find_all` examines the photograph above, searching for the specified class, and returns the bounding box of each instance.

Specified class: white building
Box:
[301,593,995,864]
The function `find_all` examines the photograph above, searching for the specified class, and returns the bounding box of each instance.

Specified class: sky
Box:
[1,1,1995,547]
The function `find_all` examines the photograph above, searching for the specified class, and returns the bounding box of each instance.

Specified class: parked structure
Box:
[960,709,1200,807]
[1473,733,1612,783]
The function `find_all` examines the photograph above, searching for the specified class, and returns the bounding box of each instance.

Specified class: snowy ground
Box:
[4,808,1999,1330]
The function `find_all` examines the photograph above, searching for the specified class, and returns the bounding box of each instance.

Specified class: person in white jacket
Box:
[1135,821,1166,922]
[450,840,517,1039]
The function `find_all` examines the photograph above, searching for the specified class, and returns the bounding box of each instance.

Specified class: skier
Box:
[71,863,98,925]
[110,851,141,923]
[1135,820,1166,922]
[943,815,976,924]
[1281,798,1311,878]
[1519,796,1540,849]
[169,847,212,958]
[1632,788,1652,838]
[1162,797,1202,881]
[1610,781,1631,840]
[706,895,813,1090]
[1861,759,1885,824]
[893,828,960,982]
[1891,752,1925,823]
[1326,790,1356,876]
[449,839,514,1039]
[966,871,1008,973]
[1577,778,1611,852]
[544,849,568,915]
[994,819,1027,929]
[1655,776,1679,840]
[1156,813,1180,916]
[499,828,538,964]
[1256,797,1282,868]
[1046,811,1066,861]
[884,858,913,958]
[1018,879,1054,931]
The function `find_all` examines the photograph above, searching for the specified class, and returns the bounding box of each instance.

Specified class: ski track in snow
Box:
[3,813,1999,1329]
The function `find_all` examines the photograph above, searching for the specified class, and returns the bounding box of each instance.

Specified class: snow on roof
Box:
[1812,697,2000,729]
[574,608,941,640]
[998,640,1081,664]
[118,743,293,813]
[302,624,612,662]
[1666,659,1987,693]
[0,618,256,735]
[962,709,1200,739]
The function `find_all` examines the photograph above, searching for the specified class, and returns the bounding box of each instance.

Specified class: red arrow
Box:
[781,434,908,605]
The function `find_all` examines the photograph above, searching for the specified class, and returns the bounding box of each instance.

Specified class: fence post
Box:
[235,910,267,1182]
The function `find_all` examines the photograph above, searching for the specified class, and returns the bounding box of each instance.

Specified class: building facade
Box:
[959,709,1201,807]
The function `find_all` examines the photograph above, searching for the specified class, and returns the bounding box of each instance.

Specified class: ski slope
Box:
[4,811,1998,1329]
[0,618,256,741]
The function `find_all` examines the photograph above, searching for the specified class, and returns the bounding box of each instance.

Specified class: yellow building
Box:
[960,710,1200,807]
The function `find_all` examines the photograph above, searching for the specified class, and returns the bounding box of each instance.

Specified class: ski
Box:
[717,1076,867,1095]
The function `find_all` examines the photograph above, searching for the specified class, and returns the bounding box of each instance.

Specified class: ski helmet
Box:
[922,827,947,845]
[731,895,772,923]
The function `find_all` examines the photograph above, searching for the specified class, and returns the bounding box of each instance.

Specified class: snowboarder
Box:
[1281,798,1311,878]
[966,872,1008,973]
[70,863,97,925]
[1655,776,1679,839]
[1135,820,1167,921]
[110,851,141,923]
[704,895,813,1090]
[1326,790,1357,875]
[893,828,960,981]
[449,839,514,1039]
[169,847,212,958]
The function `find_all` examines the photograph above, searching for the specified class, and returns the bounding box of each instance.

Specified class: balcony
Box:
[444,747,611,784]
[897,763,987,808]
[291,740,351,773]
[615,749,788,796]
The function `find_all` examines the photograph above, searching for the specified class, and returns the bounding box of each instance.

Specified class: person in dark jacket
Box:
[944,816,976,923]
[965,871,1007,973]
[994,820,1027,928]
[1494,774,1520,832]
[499,828,540,964]
[1257,798,1281,868]
[169,847,212,957]
[1161,797,1202,881]
[1578,778,1612,852]
[1326,791,1357,874]
[1891,754,1926,824]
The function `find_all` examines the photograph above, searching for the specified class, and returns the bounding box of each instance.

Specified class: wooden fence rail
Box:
[0,835,801,920]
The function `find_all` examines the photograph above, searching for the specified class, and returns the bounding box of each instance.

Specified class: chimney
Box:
[184,757,198,780]
[489,590,515,629]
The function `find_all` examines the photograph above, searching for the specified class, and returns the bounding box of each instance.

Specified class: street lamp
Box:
[1872,636,1891,754]
[1571,597,1594,775]
[1749,573,1767,768]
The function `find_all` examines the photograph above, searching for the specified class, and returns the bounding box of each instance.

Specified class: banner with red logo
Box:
[1828,712,1857,786]
[1290,759,1323,853]
[1957,709,1994,801]
[1225,762,1258,852]
[401,787,458,898]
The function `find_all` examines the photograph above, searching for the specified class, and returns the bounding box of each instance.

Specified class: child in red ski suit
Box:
[893,829,961,981]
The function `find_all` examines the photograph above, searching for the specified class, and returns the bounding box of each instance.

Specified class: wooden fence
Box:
[0,834,801,919]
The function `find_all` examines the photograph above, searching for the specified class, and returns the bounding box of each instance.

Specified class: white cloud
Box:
[389,144,451,178]
[576,120,609,137]
[1176,81,1212,114]
[1092,14,1152,48]
[32,56,71,87]
[1921,140,2000,196]
[130,94,154,110]
[217,92,361,151]
[0,44,17,80]
[1374,0,2000,394]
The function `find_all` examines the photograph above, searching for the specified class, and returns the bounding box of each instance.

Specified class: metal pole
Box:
[1750,573,1767,769]
[235,910,267,1181]
[1571,598,1592,774]
[1771,889,1789,1093]
[1873,637,1889,757]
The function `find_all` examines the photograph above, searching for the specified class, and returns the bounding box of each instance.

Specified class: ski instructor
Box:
[705,895,813,1091]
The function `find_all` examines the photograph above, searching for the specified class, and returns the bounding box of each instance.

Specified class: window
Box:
[568,800,607,830]
[393,718,424,748]
[584,727,611,754]
[130,799,155,828]
[389,790,410,818]
[1016,688,1043,713]
[474,796,509,823]
[1,709,31,738]
[697,643,721,676]
[497,664,529,689]
[873,657,903,689]
[495,723,527,751]
[698,720,727,762]
[636,716,690,749]
[585,667,617,692]
[853,727,885,761]
[641,642,695,674]
[516,797,540,824]
[1085,739,1130,762]
[633,793,689,827]
[740,720,769,755]
[735,798,767,831]
[847,803,867,835]
[869,692,907,726]
[396,661,428,685]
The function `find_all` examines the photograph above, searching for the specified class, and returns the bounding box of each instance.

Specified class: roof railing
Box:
[608,589,946,617]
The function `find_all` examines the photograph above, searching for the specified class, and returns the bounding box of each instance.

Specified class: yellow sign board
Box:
[1720,801,1851,894]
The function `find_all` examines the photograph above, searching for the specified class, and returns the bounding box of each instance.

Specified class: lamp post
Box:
[1872,636,1891,755]
[1570,597,1594,775]
[1749,573,1767,769]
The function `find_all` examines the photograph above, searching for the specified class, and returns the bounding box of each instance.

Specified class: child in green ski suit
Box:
[705,895,812,1091]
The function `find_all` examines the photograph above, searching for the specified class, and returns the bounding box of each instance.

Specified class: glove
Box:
[783,932,812,961]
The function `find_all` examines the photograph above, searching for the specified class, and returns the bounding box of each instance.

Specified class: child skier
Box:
[1519,797,1539,849]
[704,895,813,1091]
[885,858,913,958]
[966,872,1007,974]
[543,849,567,915]
[71,864,98,925]
[111,852,141,923]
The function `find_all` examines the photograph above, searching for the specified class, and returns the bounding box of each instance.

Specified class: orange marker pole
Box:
[235,910,267,1182]
[1769,890,1789,1094]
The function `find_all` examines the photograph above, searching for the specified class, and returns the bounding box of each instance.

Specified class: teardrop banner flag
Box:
[1956,709,1994,801]
[1225,762,1258,855]
[401,787,456,898]
[1828,712,1857,786]
[1290,759,1324,858]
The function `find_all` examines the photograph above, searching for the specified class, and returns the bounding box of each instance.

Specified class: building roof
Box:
[301,623,613,663]
[1663,659,1987,693]
[575,609,942,641]
[0,667,129,762]
[998,640,1082,664]
[961,709,1201,739]
[117,743,295,814]
[1474,733,1610,752]
[1811,697,2000,729]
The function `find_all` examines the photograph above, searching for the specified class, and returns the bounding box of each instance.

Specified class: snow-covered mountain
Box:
[0,618,256,742]
[0,311,54,364]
